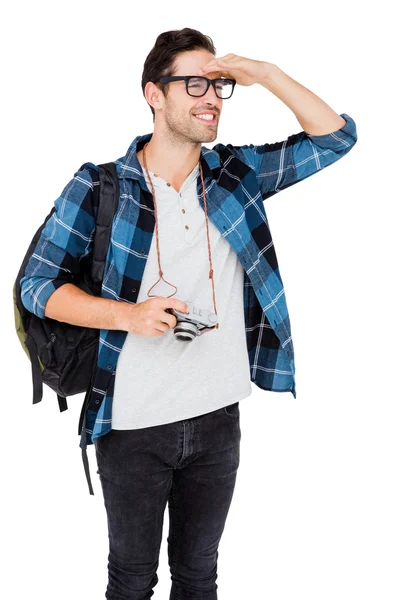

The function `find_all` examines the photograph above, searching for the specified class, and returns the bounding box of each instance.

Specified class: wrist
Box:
[112,300,129,331]
[259,62,281,86]
[114,300,140,333]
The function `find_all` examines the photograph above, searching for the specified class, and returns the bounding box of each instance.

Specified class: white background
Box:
[2,1,399,598]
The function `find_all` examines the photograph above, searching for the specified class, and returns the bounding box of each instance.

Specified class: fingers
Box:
[198,54,235,74]
[198,63,224,76]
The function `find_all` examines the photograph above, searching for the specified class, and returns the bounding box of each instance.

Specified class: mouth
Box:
[192,113,217,125]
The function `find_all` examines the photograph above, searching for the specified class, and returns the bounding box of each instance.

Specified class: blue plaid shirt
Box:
[20,112,357,491]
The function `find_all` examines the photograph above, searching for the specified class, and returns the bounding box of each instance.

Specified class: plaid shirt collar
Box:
[117,132,221,187]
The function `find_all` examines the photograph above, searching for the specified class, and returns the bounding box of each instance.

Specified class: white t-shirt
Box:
[111,161,252,429]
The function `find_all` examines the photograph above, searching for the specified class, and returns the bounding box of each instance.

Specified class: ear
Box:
[144,81,164,112]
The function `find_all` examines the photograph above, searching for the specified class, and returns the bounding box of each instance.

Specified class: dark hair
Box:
[141,28,216,122]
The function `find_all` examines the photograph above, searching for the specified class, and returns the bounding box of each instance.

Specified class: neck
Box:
[138,129,202,184]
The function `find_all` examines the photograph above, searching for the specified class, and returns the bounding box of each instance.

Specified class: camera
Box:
[165,300,218,342]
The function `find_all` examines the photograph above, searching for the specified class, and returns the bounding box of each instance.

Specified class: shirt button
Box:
[167,182,171,186]
[107,364,113,370]
[185,225,189,230]
[182,208,185,214]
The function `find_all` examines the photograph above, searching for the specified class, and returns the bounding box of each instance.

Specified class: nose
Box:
[201,83,221,110]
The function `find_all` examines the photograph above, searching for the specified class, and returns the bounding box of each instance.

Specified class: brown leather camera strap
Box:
[142,141,219,330]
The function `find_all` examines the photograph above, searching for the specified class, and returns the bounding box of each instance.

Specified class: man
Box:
[20,28,357,600]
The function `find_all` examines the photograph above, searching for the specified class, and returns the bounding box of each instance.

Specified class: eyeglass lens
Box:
[187,77,233,99]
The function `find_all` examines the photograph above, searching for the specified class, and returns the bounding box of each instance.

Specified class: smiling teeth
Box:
[195,114,214,120]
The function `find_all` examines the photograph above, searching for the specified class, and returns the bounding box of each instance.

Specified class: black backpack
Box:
[13,161,119,414]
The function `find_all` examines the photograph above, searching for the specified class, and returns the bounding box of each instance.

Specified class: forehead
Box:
[173,49,223,78]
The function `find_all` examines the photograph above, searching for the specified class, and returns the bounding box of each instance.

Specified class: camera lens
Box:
[173,321,198,342]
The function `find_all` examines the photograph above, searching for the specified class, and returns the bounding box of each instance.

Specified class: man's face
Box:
[153,50,224,143]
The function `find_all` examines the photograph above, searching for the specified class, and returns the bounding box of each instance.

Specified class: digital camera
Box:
[165,300,218,342]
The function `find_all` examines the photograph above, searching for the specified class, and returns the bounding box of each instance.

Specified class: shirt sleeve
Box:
[224,112,358,200]
[19,165,98,319]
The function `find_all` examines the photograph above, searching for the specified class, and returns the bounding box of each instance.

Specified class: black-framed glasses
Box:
[155,76,236,99]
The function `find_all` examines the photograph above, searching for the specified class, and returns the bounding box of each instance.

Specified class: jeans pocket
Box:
[223,401,240,418]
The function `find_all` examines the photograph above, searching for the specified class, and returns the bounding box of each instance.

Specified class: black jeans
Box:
[94,401,241,600]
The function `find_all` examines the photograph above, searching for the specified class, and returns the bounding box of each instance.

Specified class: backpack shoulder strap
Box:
[89,161,120,295]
